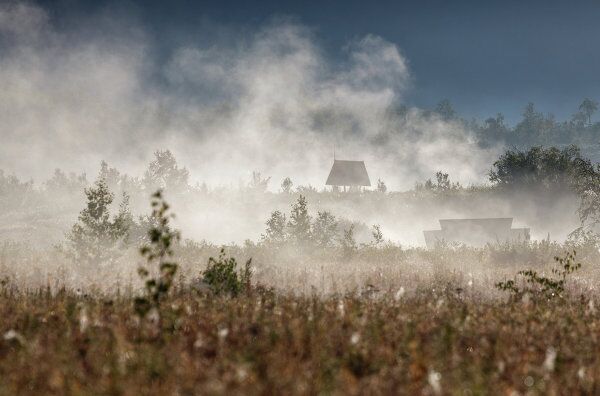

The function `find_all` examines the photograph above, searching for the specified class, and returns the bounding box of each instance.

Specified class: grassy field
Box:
[0,276,599,395]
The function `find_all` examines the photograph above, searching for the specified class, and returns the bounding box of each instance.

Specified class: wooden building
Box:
[325,159,371,191]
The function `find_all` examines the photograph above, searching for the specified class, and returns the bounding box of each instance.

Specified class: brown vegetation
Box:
[1,277,599,395]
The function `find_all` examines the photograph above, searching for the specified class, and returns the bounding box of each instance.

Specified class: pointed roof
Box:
[326,160,371,187]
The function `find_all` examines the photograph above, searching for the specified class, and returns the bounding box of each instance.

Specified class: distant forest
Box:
[402,98,600,159]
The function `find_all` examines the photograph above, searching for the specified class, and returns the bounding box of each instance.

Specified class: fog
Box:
[0,2,501,190]
[0,2,588,254]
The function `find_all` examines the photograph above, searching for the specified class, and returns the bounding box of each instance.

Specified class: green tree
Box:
[0,170,32,212]
[288,195,311,245]
[489,145,590,189]
[281,177,293,193]
[435,99,456,120]
[262,210,287,245]
[66,178,131,269]
[513,103,556,146]
[479,113,508,146]
[143,150,190,193]
[46,169,87,195]
[312,211,338,248]
[579,98,598,125]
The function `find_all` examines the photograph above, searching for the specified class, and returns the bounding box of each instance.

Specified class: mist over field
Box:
[0,2,500,190]
[5,1,600,394]
[1,1,585,248]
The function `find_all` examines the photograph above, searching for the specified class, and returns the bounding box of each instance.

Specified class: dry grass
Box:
[0,275,599,395]
[1,240,600,394]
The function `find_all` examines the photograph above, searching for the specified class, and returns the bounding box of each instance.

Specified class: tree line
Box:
[392,98,600,156]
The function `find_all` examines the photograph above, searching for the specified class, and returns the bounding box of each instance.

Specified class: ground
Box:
[0,282,598,395]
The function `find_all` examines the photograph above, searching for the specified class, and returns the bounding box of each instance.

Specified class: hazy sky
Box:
[36,0,600,124]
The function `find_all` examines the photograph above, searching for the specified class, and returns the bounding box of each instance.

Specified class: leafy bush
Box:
[416,171,461,193]
[496,250,581,299]
[135,190,180,317]
[341,224,357,256]
[371,224,384,246]
[201,249,252,296]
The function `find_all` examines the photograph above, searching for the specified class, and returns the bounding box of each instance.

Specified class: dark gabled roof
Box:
[326,160,371,187]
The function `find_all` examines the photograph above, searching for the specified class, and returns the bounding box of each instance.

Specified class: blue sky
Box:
[37,0,600,124]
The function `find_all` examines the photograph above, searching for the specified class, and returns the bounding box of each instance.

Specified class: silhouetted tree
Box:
[143,150,189,193]
[312,211,338,248]
[579,98,598,125]
[435,99,456,120]
[281,177,293,193]
[66,178,131,269]
[46,169,87,195]
[288,195,311,245]
[262,210,287,245]
[377,178,387,193]
[489,145,590,189]
[371,224,384,246]
[249,171,270,192]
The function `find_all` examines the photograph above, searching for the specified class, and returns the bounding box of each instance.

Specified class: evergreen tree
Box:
[143,150,190,193]
[288,195,311,245]
[262,210,287,245]
[579,98,598,125]
[312,211,338,248]
[281,177,293,193]
[435,99,456,120]
[66,178,131,268]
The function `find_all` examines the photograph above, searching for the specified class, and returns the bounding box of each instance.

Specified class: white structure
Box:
[423,218,530,248]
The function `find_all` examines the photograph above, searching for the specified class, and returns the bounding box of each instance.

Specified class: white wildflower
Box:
[543,346,557,372]
[521,292,531,307]
[578,367,586,380]
[79,307,89,332]
[436,298,444,309]
[193,333,204,349]
[3,329,25,345]
[427,369,442,395]
[237,366,248,381]
[147,307,160,324]
[588,299,596,315]
[350,332,360,345]
[337,300,345,317]
[218,327,229,340]
[394,287,405,301]
[497,360,505,373]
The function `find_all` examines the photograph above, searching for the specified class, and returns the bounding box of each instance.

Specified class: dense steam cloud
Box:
[0,2,500,189]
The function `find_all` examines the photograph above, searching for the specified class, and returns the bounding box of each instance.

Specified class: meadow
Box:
[2,146,600,394]
[1,235,600,395]
[1,262,599,395]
